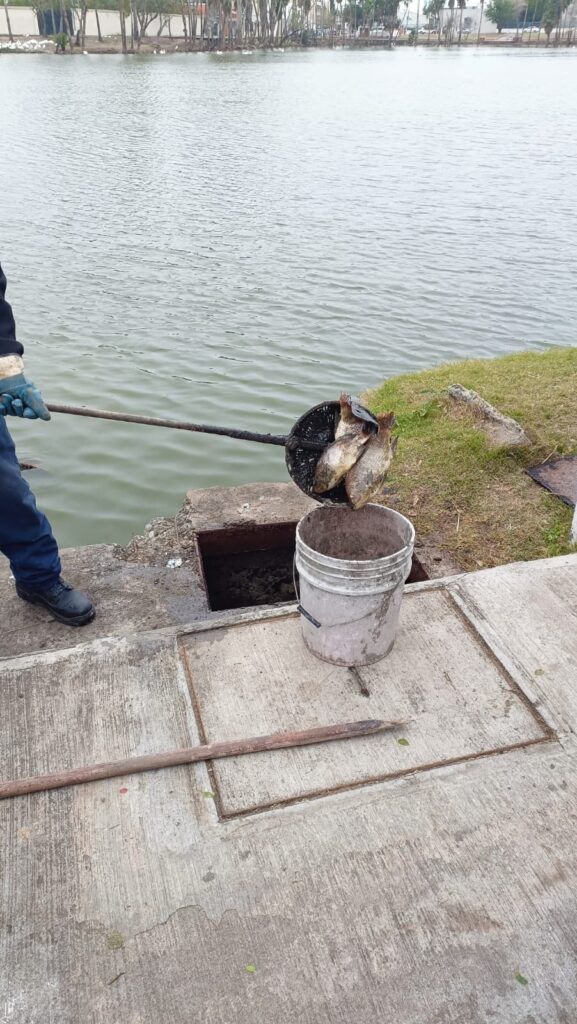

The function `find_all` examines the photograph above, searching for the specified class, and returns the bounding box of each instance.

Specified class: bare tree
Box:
[446,0,454,41]
[79,0,88,47]
[3,0,14,41]
[57,0,74,47]
[186,0,195,48]
[180,0,189,45]
[119,0,128,50]
[221,0,231,46]
[94,2,103,40]
[136,0,158,41]
[435,0,443,41]
[383,0,399,45]
[457,0,465,40]
[424,0,443,41]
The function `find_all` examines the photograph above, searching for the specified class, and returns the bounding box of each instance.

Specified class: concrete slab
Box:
[124,482,452,581]
[0,633,198,781]
[451,554,577,735]
[2,554,577,1024]
[1,735,574,1024]
[181,589,548,816]
[122,482,317,566]
[0,484,314,661]
[185,481,318,531]
[0,544,209,660]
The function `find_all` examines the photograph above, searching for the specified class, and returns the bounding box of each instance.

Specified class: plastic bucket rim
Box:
[296,546,412,575]
[295,561,411,582]
[296,503,415,568]
[295,552,413,597]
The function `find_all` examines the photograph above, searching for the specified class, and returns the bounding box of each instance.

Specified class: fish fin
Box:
[377,411,397,430]
[335,394,354,437]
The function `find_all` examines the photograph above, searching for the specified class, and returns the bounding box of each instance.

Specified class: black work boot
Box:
[16,577,95,626]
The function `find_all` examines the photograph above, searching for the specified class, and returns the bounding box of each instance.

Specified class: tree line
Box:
[6,0,410,49]
[424,0,572,44]
[5,0,574,49]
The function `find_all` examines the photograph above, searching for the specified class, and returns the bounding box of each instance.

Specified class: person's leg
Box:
[0,418,94,625]
[0,417,61,589]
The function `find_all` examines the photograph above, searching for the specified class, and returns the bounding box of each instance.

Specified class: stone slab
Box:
[448,383,530,447]
[181,588,547,816]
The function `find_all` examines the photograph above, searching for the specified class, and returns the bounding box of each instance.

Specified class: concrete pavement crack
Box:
[131,902,203,942]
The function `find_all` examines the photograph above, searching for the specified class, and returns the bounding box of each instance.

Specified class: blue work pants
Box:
[0,418,61,589]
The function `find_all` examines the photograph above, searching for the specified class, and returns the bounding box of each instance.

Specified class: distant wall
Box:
[86,9,126,36]
[83,9,186,37]
[2,6,38,35]
[0,6,186,37]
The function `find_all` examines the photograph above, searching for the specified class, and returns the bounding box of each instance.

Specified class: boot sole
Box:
[17,589,96,627]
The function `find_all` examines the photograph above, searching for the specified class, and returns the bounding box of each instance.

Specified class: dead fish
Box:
[314,431,370,493]
[335,393,376,439]
[345,411,398,510]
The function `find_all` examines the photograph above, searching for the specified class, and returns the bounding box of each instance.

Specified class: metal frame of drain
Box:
[177,587,556,821]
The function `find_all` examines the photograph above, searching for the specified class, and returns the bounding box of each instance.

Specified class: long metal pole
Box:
[0,719,403,800]
[46,403,325,451]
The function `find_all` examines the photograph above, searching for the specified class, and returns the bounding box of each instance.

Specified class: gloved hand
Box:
[0,356,50,421]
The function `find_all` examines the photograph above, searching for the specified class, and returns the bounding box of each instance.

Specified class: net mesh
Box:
[285,401,349,504]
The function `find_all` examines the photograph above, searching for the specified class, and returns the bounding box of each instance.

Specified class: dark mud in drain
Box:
[197,522,297,611]
[196,518,428,612]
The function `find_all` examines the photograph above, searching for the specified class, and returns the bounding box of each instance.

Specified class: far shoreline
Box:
[1,34,576,56]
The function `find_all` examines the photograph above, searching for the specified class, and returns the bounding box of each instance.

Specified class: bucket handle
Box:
[293,556,322,629]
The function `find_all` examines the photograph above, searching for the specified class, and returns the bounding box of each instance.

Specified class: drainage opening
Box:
[197,522,298,611]
[196,521,430,612]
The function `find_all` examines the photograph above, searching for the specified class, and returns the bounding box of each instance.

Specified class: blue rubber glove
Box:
[0,373,50,420]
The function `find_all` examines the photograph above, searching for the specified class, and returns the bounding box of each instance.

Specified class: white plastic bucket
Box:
[295,504,415,667]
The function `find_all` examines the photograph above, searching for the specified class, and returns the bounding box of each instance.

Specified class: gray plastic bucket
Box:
[295,504,415,667]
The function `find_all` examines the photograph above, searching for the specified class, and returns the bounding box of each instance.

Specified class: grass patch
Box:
[365,347,577,571]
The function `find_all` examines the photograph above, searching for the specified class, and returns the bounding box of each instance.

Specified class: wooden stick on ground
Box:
[0,719,404,801]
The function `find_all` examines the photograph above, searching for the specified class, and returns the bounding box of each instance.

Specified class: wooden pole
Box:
[0,719,404,801]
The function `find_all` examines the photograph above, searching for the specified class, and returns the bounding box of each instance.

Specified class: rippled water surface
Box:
[1,47,576,545]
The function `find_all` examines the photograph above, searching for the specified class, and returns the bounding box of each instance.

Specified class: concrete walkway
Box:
[1,516,577,1021]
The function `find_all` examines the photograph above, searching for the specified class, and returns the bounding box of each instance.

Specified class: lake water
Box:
[1,47,576,546]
